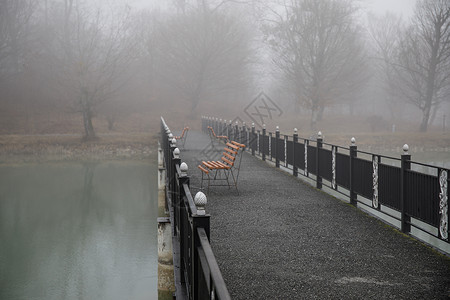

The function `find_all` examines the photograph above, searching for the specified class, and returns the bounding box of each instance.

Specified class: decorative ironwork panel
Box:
[439,170,448,240]
[257,132,260,153]
[318,148,332,181]
[250,131,257,153]
[332,147,336,189]
[373,156,379,209]
[285,137,288,167]
[295,141,305,170]
[405,169,440,227]
[379,164,401,210]
[270,134,275,160]
[307,144,317,175]
[304,141,308,175]
[286,140,294,165]
[352,157,373,199]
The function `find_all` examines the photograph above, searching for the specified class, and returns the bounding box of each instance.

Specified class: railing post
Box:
[178,162,189,284]
[192,192,210,300]
[275,126,280,168]
[216,118,220,135]
[401,144,411,233]
[293,128,298,177]
[172,148,181,236]
[242,122,246,145]
[166,134,173,187]
[262,124,266,161]
[234,121,239,142]
[165,132,172,169]
[251,123,256,156]
[316,131,323,189]
[170,138,177,210]
[257,129,261,155]
[349,137,357,206]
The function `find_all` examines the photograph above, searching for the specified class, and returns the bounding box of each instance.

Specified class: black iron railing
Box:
[202,116,450,246]
[161,117,231,300]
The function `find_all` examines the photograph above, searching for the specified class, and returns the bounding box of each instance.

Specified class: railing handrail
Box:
[183,182,198,215]
[197,228,232,300]
[162,116,231,300]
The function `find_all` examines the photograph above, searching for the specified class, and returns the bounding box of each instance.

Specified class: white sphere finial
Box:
[168,133,173,139]
[276,126,279,131]
[403,144,409,154]
[252,122,255,128]
[171,138,177,146]
[351,137,356,145]
[235,121,238,125]
[318,131,322,138]
[243,121,246,127]
[194,191,207,215]
[174,148,180,158]
[263,124,266,129]
[294,128,298,134]
[180,162,188,176]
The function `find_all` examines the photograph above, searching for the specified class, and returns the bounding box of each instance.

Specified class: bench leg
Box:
[229,169,239,195]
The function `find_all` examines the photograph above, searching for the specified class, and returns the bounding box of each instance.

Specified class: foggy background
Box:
[1,0,449,140]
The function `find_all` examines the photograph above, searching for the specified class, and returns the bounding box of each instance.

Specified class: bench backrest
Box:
[220,141,245,168]
[207,126,217,138]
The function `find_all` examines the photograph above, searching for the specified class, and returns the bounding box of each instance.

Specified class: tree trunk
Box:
[82,108,95,139]
[317,105,325,122]
[420,105,431,132]
[81,93,96,140]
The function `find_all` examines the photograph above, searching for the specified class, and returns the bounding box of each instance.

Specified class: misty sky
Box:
[128,0,417,18]
[364,0,416,17]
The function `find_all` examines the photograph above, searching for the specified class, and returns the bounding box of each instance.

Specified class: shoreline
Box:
[0,133,157,164]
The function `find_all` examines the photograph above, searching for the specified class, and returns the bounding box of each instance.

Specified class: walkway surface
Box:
[179,130,449,300]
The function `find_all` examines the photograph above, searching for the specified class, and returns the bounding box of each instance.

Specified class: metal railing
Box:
[161,117,231,300]
[202,116,449,247]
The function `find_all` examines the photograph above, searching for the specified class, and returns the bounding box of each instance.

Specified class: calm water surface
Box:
[0,161,157,300]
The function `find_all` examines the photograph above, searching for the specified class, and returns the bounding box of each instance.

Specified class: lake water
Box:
[0,161,158,300]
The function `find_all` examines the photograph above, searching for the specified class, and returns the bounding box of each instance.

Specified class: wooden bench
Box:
[207,126,228,144]
[174,126,189,148]
[198,141,245,194]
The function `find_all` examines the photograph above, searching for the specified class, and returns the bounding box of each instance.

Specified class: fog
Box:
[1,0,449,139]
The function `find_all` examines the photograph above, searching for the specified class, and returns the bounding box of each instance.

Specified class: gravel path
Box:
[179,131,450,300]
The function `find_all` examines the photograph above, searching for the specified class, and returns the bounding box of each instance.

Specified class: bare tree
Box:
[390,0,450,132]
[367,13,406,121]
[0,0,37,80]
[264,0,368,129]
[152,6,255,115]
[46,1,135,140]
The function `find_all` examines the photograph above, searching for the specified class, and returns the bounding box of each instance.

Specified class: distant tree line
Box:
[0,0,449,138]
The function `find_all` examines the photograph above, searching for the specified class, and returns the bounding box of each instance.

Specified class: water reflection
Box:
[0,161,157,300]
